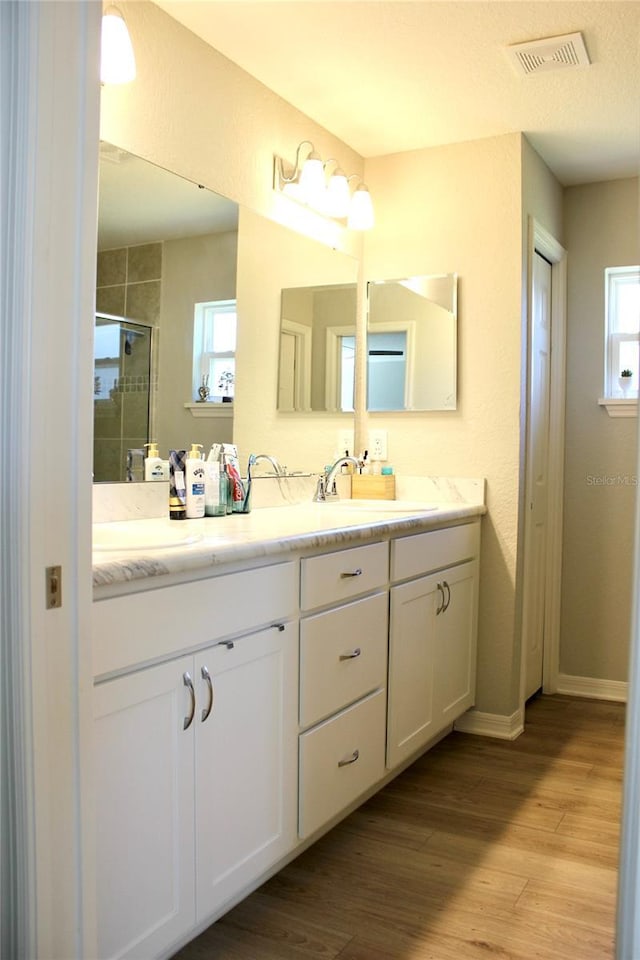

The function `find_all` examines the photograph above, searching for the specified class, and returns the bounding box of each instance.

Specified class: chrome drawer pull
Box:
[338,749,360,767]
[217,639,235,650]
[436,582,445,615]
[182,672,196,730]
[200,665,214,722]
[340,568,363,579]
[271,622,286,632]
[339,647,362,661]
[443,580,451,613]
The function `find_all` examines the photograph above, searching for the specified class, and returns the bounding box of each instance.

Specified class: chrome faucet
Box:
[249,453,287,477]
[313,456,360,502]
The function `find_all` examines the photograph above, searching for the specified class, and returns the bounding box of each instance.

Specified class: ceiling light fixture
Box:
[274,142,374,230]
[101,5,136,84]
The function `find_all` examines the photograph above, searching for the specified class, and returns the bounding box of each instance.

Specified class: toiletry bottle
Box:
[185,443,206,518]
[144,442,165,481]
[169,450,187,520]
[204,457,226,517]
[360,449,370,475]
[219,445,233,514]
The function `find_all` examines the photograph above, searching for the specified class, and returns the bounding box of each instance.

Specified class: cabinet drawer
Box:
[300,592,388,728]
[391,522,480,582]
[300,542,388,611]
[93,561,298,678]
[298,688,386,839]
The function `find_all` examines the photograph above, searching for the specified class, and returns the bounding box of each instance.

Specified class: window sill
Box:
[184,402,234,419]
[598,398,638,418]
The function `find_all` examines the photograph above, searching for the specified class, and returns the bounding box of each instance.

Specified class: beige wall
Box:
[561,178,639,682]
[362,134,526,715]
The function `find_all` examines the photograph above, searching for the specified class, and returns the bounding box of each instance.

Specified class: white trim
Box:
[598,398,638,418]
[556,673,628,702]
[279,317,312,411]
[184,402,234,419]
[454,708,524,741]
[1,3,101,957]
[519,220,567,710]
[325,324,356,412]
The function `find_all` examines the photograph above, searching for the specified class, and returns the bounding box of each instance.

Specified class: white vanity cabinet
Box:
[387,523,480,770]
[93,563,298,960]
[298,542,389,839]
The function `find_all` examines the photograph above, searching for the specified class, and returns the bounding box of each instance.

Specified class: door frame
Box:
[1,3,100,957]
[519,218,567,709]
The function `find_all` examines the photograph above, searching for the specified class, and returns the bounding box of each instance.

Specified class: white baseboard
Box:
[556,673,628,702]
[454,708,524,740]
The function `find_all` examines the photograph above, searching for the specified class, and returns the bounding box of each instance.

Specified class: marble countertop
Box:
[92,497,486,598]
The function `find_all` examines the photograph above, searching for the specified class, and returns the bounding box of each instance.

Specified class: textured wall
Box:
[561,178,639,682]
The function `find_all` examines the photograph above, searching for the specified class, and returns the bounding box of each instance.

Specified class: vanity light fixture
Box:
[101,5,136,84]
[274,141,374,230]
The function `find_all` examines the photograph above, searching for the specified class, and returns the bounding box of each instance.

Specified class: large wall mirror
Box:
[95,142,239,482]
[276,273,457,414]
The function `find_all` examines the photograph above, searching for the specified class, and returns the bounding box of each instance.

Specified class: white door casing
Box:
[519,219,567,708]
[0,3,101,957]
[523,252,552,701]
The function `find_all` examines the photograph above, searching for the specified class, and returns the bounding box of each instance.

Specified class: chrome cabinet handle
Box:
[338,749,360,767]
[443,581,451,612]
[183,672,196,730]
[271,622,285,632]
[200,665,214,722]
[436,582,445,615]
[340,568,363,579]
[339,647,362,661]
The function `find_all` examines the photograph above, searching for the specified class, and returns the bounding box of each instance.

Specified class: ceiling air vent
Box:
[506,31,590,77]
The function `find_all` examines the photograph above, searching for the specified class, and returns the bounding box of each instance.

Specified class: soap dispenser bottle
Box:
[144,442,165,481]
[185,443,206,519]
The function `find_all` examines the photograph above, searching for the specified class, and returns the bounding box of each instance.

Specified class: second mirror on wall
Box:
[278,273,458,413]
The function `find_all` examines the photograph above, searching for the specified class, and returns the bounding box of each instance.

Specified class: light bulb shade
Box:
[348,184,374,230]
[325,170,351,218]
[298,153,326,206]
[101,7,136,84]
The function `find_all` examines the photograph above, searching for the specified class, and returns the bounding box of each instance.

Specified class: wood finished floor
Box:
[172,695,625,960]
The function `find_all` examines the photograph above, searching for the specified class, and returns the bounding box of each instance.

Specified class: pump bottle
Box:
[185,443,206,518]
[144,442,166,481]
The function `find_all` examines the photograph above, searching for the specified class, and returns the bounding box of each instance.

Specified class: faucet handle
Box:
[313,475,326,502]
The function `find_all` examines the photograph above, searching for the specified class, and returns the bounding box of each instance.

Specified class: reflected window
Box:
[193,300,237,401]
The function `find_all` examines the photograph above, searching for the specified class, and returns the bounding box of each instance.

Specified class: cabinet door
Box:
[94,657,196,960]
[387,573,439,769]
[435,560,478,728]
[194,622,299,922]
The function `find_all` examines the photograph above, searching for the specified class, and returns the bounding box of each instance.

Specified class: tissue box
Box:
[351,474,396,500]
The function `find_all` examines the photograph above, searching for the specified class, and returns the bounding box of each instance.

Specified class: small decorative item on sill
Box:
[619,369,634,397]
[218,369,234,403]
[197,374,210,402]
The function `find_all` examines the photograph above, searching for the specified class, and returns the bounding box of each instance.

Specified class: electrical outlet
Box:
[336,429,355,457]
[368,429,388,461]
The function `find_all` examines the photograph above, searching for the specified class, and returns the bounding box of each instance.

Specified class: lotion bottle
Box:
[144,442,164,481]
[185,443,206,519]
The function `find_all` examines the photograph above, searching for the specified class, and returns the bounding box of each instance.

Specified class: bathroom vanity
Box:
[91,487,484,960]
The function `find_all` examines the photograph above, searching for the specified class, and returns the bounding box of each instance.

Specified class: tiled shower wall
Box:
[94,242,161,481]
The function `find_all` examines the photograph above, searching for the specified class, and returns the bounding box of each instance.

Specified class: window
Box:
[193,300,237,401]
[605,266,640,397]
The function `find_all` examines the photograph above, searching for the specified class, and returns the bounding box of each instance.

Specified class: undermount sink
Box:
[93,520,203,552]
[323,499,439,513]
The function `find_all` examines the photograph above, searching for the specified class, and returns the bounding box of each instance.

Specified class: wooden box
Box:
[351,474,396,500]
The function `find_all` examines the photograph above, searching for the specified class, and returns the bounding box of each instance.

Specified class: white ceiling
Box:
[154,0,640,186]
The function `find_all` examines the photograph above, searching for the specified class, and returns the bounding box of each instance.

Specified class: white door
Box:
[194,623,298,921]
[434,561,478,727]
[523,252,553,701]
[387,575,438,769]
[93,658,196,960]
